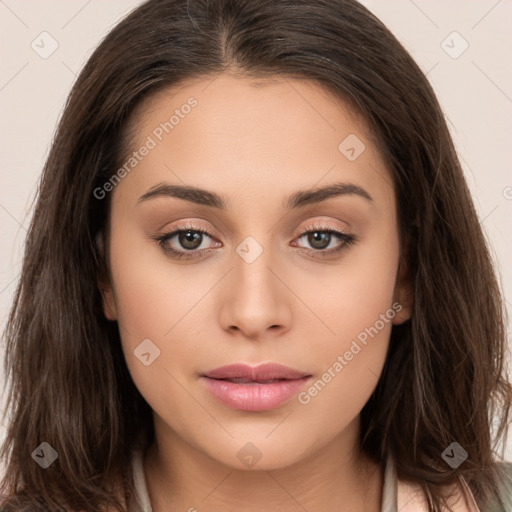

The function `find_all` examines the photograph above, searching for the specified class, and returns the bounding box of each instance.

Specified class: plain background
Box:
[0,0,511,479]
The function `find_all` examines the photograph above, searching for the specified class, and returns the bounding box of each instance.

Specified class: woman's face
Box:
[100,73,411,470]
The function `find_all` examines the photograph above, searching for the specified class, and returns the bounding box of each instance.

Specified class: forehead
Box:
[130,73,366,145]
[114,73,394,210]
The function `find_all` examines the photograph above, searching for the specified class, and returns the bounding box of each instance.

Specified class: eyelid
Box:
[159,220,217,239]
[294,219,350,237]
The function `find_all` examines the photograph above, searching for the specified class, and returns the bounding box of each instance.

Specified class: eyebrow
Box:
[137,181,373,209]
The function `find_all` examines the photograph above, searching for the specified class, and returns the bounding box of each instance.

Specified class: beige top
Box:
[127,449,483,512]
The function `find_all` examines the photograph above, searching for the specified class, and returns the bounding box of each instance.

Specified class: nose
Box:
[217,239,292,340]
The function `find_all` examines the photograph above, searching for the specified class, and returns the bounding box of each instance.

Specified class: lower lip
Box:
[201,377,310,411]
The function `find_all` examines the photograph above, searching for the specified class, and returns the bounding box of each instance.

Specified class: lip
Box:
[201,363,312,411]
[203,363,310,381]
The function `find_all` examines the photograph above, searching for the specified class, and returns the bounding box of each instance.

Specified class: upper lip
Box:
[202,363,311,381]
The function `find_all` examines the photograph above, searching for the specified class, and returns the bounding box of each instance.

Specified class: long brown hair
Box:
[1,0,511,510]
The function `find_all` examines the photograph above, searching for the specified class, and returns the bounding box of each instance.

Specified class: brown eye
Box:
[178,230,203,250]
[306,231,332,250]
[293,225,357,257]
[154,225,220,260]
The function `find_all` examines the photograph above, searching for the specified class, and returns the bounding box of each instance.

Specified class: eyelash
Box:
[153,222,357,260]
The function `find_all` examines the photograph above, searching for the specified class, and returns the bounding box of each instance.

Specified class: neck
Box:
[144,415,383,512]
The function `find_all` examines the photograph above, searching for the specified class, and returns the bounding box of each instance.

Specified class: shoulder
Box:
[397,462,512,512]
[492,461,512,510]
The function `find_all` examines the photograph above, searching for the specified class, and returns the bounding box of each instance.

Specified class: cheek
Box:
[106,225,196,394]
[307,217,400,347]
[108,219,212,339]
[296,224,399,412]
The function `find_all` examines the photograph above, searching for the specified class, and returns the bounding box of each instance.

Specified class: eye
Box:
[153,222,357,260]
[292,224,357,257]
[154,224,219,260]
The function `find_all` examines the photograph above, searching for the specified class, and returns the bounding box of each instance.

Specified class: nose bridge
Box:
[232,233,280,302]
[218,231,291,336]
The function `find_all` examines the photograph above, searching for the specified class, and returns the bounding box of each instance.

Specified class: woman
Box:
[1,0,511,510]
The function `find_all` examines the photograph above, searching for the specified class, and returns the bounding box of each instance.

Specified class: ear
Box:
[391,254,413,325]
[96,231,118,321]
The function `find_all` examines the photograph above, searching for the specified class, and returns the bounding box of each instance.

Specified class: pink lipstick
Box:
[201,363,311,411]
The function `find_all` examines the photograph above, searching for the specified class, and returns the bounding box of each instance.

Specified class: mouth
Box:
[201,363,312,411]
[213,378,291,384]
[202,362,310,381]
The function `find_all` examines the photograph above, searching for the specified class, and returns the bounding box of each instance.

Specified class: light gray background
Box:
[1,0,511,478]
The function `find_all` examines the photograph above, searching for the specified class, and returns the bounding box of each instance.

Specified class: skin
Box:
[99,73,412,512]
